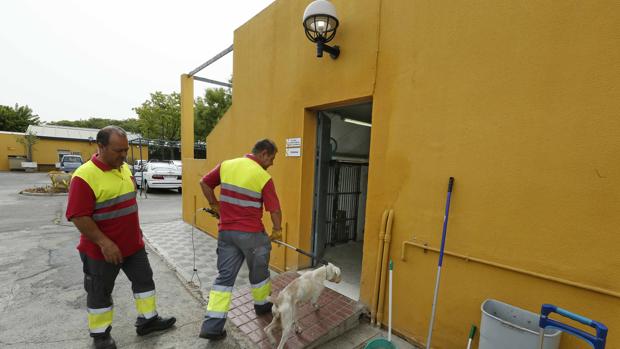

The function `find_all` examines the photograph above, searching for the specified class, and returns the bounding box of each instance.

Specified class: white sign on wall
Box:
[286,137,302,148]
[285,147,301,157]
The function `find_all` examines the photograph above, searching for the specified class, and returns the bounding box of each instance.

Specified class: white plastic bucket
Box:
[479,299,561,349]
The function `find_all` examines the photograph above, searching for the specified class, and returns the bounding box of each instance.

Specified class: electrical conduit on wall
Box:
[400,241,620,299]
[376,209,395,326]
[370,209,390,324]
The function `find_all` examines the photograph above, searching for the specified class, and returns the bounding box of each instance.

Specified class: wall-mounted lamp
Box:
[343,118,371,127]
[303,0,340,59]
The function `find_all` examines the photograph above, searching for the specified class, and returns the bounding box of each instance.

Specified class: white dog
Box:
[264,263,342,349]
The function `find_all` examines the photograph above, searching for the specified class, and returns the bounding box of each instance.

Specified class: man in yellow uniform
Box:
[66,126,175,349]
[198,139,282,340]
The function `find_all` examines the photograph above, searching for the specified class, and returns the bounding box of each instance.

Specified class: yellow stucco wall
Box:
[182,1,619,348]
[0,133,148,171]
[183,0,381,271]
[0,132,27,171]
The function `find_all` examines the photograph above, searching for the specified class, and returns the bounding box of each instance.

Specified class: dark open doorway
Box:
[312,102,372,300]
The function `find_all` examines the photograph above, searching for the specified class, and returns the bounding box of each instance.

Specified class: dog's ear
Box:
[325,263,342,283]
[325,263,333,278]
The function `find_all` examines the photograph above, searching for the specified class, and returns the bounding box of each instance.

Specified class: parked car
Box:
[60,155,83,173]
[134,162,182,193]
[168,160,182,170]
[133,160,147,172]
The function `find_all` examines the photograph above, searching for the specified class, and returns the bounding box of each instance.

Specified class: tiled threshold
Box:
[225,272,365,349]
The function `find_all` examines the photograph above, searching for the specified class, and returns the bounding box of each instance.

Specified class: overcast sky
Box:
[0,0,274,122]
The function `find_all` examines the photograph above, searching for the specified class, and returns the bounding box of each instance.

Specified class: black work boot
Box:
[255,301,273,316]
[93,334,116,349]
[135,315,176,336]
[199,327,227,340]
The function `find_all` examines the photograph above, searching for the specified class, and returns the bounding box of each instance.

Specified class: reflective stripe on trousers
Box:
[251,278,271,305]
[134,290,158,319]
[88,306,114,334]
[206,285,234,318]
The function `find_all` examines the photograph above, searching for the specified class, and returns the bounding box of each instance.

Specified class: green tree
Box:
[133,92,181,141]
[194,87,232,142]
[49,117,141,133]
[0,104,40,132]
[130,86,231,143]
[120,118,141,134]
[16,131,39,161]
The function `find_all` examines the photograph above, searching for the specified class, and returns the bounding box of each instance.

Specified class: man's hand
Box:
[71,216,123,265]
[269,227,283,241]
[209,202,220,216]
[100,240,123,265]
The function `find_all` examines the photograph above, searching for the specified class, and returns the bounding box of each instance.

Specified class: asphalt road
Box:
[0,171,415,349]
[0,171,238,349]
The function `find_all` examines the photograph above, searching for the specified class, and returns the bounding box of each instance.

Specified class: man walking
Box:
[199,139,282,340]
[66,126,176,349]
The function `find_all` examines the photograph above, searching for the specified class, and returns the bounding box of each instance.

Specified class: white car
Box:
[134,162,182,193]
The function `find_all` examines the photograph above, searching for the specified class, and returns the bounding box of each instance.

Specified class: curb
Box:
[143,237,209,305]
[19,191,68,196]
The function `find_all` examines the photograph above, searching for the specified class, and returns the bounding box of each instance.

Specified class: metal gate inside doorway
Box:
[324,161,366,245]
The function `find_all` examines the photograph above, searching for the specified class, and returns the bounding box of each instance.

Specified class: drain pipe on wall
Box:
[376,209,395,326]
[370,209,390,324]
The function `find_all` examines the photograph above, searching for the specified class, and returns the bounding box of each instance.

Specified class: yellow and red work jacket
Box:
[67,154,144,259]
[214,156,279,232]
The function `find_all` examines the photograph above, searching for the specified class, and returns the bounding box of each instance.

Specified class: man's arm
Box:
[270,210,282,231]
[66,176,123,264]
[262,179,282,240]
[200,164,221,213]
[71,216,123,265]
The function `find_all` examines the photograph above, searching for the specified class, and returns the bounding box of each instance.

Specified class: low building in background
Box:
[0,125,147,172]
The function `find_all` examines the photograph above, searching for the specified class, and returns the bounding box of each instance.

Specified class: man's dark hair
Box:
[97,126,127,146]
[252,139,278,155]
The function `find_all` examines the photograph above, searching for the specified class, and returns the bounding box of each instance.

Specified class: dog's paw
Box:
[312,303,320,311]
[295,325,302,334]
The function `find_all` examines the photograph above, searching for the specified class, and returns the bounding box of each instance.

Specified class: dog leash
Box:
[272,240,329,266]
[202,207,220,218]
[201,207,329,266]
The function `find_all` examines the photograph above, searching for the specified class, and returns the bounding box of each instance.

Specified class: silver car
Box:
[60,155,83,173]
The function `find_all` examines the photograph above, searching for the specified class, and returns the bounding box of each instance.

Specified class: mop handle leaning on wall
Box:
[466,325,477,349]
[426,177,455,349]
[388,259,393,342]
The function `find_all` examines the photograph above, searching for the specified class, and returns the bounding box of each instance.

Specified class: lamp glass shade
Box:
[303,0,339,42]
[302,0,338,23]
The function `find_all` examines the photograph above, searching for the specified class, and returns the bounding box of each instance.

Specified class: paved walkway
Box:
[141,219,420,349]
[141,220,254,291]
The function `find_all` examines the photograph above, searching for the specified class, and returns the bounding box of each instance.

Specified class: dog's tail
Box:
[267,296,280,319]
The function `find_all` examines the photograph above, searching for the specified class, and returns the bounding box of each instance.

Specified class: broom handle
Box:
[466,325,477,349]
[388,260,393,342]
[426,177,455,349]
